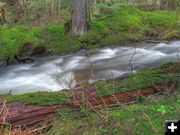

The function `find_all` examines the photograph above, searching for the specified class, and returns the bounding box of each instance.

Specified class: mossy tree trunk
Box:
[71,0,88,36]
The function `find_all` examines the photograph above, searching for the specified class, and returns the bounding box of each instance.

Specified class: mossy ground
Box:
[47,88,180,135]
[6,91,72,105]
[57,63,179,135]
[0,8,179,60]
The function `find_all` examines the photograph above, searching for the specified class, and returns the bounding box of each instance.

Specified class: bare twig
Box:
[129,44,137,72]
[177,49,180,62]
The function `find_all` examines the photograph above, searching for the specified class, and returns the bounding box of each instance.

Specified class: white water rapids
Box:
[0,41,180,94]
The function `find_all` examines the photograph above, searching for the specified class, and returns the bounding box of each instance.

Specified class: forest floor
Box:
[0,8,180,64]
[0,62,179,135]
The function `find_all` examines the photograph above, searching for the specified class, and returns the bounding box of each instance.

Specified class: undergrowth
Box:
[48,88,180,135]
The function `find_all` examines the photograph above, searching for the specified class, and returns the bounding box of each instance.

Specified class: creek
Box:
[0,41,179,94]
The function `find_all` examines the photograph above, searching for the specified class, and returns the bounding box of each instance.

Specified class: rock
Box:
[77,49,87,56]
[32,46,46,57]
[14,55,34,64]
[19,43,34,57]
[0,43,51,66]
[87,49,99,56]
[81,41,88,49]
[0,60,5,68]
[0,57,9,68]
[14,43,51,64]
[134,64,146,71]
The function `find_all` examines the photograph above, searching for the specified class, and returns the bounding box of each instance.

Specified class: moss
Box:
[141,11,180,29]
[83,10,146,47]
[95,62,180,97]
[6,92,72,105]
[48,89,180,135]
[38,24,82,54]
[0,25,41,59]
[0,9,179,60]
[80,9,180,47]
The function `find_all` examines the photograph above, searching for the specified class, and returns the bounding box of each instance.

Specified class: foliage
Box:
[0,25,41,58]
[141,11,180,29]
[156,105,167,115]
[40,23,81,54]
[6,92,72,105]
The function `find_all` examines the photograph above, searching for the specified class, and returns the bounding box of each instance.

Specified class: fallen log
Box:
[1,102,79,130]
[0,83,176,132]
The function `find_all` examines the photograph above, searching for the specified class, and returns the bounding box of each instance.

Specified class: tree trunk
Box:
[0,7,6,24]
[160,0,179,10]
[71,0,88,36]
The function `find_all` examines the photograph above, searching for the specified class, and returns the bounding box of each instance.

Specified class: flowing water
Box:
[0,41,180,94]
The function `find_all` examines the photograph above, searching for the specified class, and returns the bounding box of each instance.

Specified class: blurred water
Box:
[0,41,180,94]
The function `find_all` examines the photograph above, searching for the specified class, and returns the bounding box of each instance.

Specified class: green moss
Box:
[48,89,180,135]
[81,10,145,47]
[0,9,179,60]
[38,23,82,54]
[95,63,180,97]
[6,92,72,105]
[0,25,41,59]
[48,9,180,51]
[141,11,180,29]
[80,9,180,47]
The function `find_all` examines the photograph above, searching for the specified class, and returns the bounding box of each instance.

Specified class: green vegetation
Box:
[6,92,72,105]
[0,25,41,59]
[0,8,179,61]
[3,62,180,134]
[48,88,180,135]
[93,63,180,97]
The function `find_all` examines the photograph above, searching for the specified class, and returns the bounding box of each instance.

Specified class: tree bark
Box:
[0,7,6,24]
[160,0,179,10]
[71,0,88,36]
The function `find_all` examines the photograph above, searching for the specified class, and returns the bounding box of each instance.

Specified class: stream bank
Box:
[0,62,179,133]
[0,41,180,95]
